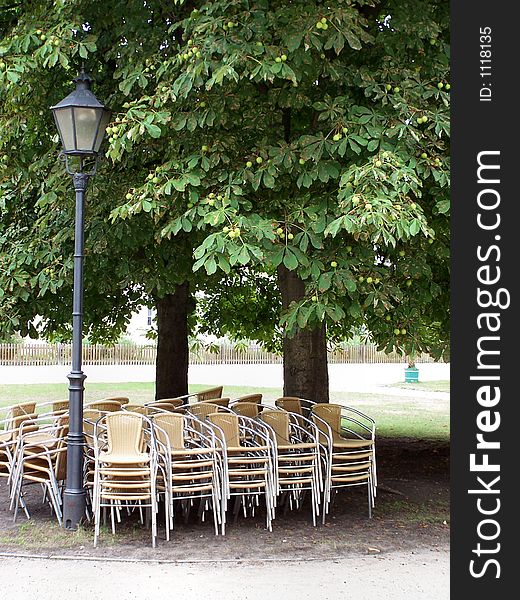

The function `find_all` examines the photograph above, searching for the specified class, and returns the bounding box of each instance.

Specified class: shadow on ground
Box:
[0,438,449,560]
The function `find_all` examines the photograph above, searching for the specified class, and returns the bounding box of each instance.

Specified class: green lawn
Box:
[388,380,449,393]
[0,381,449,441]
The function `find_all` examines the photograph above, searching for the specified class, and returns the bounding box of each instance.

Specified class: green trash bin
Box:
[405,367,419,383]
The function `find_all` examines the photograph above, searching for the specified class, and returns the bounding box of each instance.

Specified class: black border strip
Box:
[451,0,516,595]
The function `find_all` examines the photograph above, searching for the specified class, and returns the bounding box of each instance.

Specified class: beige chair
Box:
[1,413,39,488]
[122,404,151,415]
[260,409,322,525]
[146,398,184,411]
[235,394,263,404]
[51,400,69,415]
[196,386,224,402]
[92,412,159,547]
[5,402,37,418]
[231,401,261,418]
[86,400,124,413]
[189,401,229,418]
[152,413,222,535]
[103,396,130,405]
[207,412,276,533]
[311,403,376,519]
[83,409,103,509]
[10,415,69,524]
[199,397,230,408]
[275,397,303,414]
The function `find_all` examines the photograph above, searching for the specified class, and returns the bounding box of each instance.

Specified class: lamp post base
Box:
[62,488,87,530]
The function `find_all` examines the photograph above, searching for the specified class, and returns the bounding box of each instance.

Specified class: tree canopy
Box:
[0,0,450,364]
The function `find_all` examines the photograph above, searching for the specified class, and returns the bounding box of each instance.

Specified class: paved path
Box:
[0,550,449,600]
[0,363,449,397]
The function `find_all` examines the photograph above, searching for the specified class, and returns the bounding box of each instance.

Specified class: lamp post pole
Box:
[50,69,110,530]
[62,167,89,530]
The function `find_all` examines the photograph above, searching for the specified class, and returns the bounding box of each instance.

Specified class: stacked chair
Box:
[1,404,38,488]
[9,413,69,524]
[311,403,376,519]
[259,409,322,525]
[151,412,222,536]
[207,412,276,533]
[92,411,160,547]
[1,389,377,545]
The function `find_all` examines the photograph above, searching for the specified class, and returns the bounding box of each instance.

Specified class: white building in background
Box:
[125,306,155,344]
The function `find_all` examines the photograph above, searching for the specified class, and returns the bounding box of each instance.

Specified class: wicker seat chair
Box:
[260,409,322,525]
[207,412,276,533]
[9,414,69,524]
[231,401,261,418]
[145,398,184,411]
[151,413,222,536]
[1,411,39,490]
[195,386,224,402]
[85,400,125,413]
[234,394,263,405]
[92,412,160,547]
[311,403,376,520]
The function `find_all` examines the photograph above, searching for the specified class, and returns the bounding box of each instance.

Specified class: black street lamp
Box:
[50,68,110,530]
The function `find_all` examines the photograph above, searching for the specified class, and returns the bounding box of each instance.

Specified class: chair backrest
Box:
[147,398,184,410]
[312,403,341,434]
[189,402,224,422]
[83,409,103,443]
[235,394,262,404]
[275,397,303,415]
[207,412,241,447]
[52,400,69,413]
[152,413,185,449]
[260,409,290,445]
[196,386,224,402]
[86,400,124,413]
[232,402,260,418]
[105,412,146,456]
[53,418,70,479]
[124,404,151,415]
[103,396,130,405]
[199,397,230,408]
[8,402,37,419]
[5,413,39,440]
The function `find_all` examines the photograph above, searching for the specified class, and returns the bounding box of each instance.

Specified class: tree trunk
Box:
[154,282,190,400]
[277,265,329,403]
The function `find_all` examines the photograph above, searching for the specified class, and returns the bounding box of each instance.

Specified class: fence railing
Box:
[0,343,438,367]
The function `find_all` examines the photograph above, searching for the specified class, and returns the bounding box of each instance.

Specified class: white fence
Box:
[0,343,438,367]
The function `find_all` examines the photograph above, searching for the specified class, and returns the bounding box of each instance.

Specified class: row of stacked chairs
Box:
[1,387,376,547]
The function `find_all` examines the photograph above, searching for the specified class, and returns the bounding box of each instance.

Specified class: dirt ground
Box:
[0,438,449,560]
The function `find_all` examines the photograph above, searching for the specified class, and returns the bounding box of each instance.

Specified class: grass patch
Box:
[0,382,283,407]
[388,380,450,393]
[0,520,96,549]
[0,382,449,441]
[380,499,450,525]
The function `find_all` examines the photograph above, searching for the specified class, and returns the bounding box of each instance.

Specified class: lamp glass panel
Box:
[53,108,75,152]
[74,107,101,152]
[93,109,111,153]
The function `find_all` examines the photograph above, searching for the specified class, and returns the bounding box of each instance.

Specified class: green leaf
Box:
[409,219,420,235]
[348,302,362,318]
[237,245,250,265]
[144,122,162,138]
[283,249,298,271]
[344,31,362,50]
[285,33,304,52]
[318,272,332,292]
[205,257,217,275]
[263,172,275,188]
